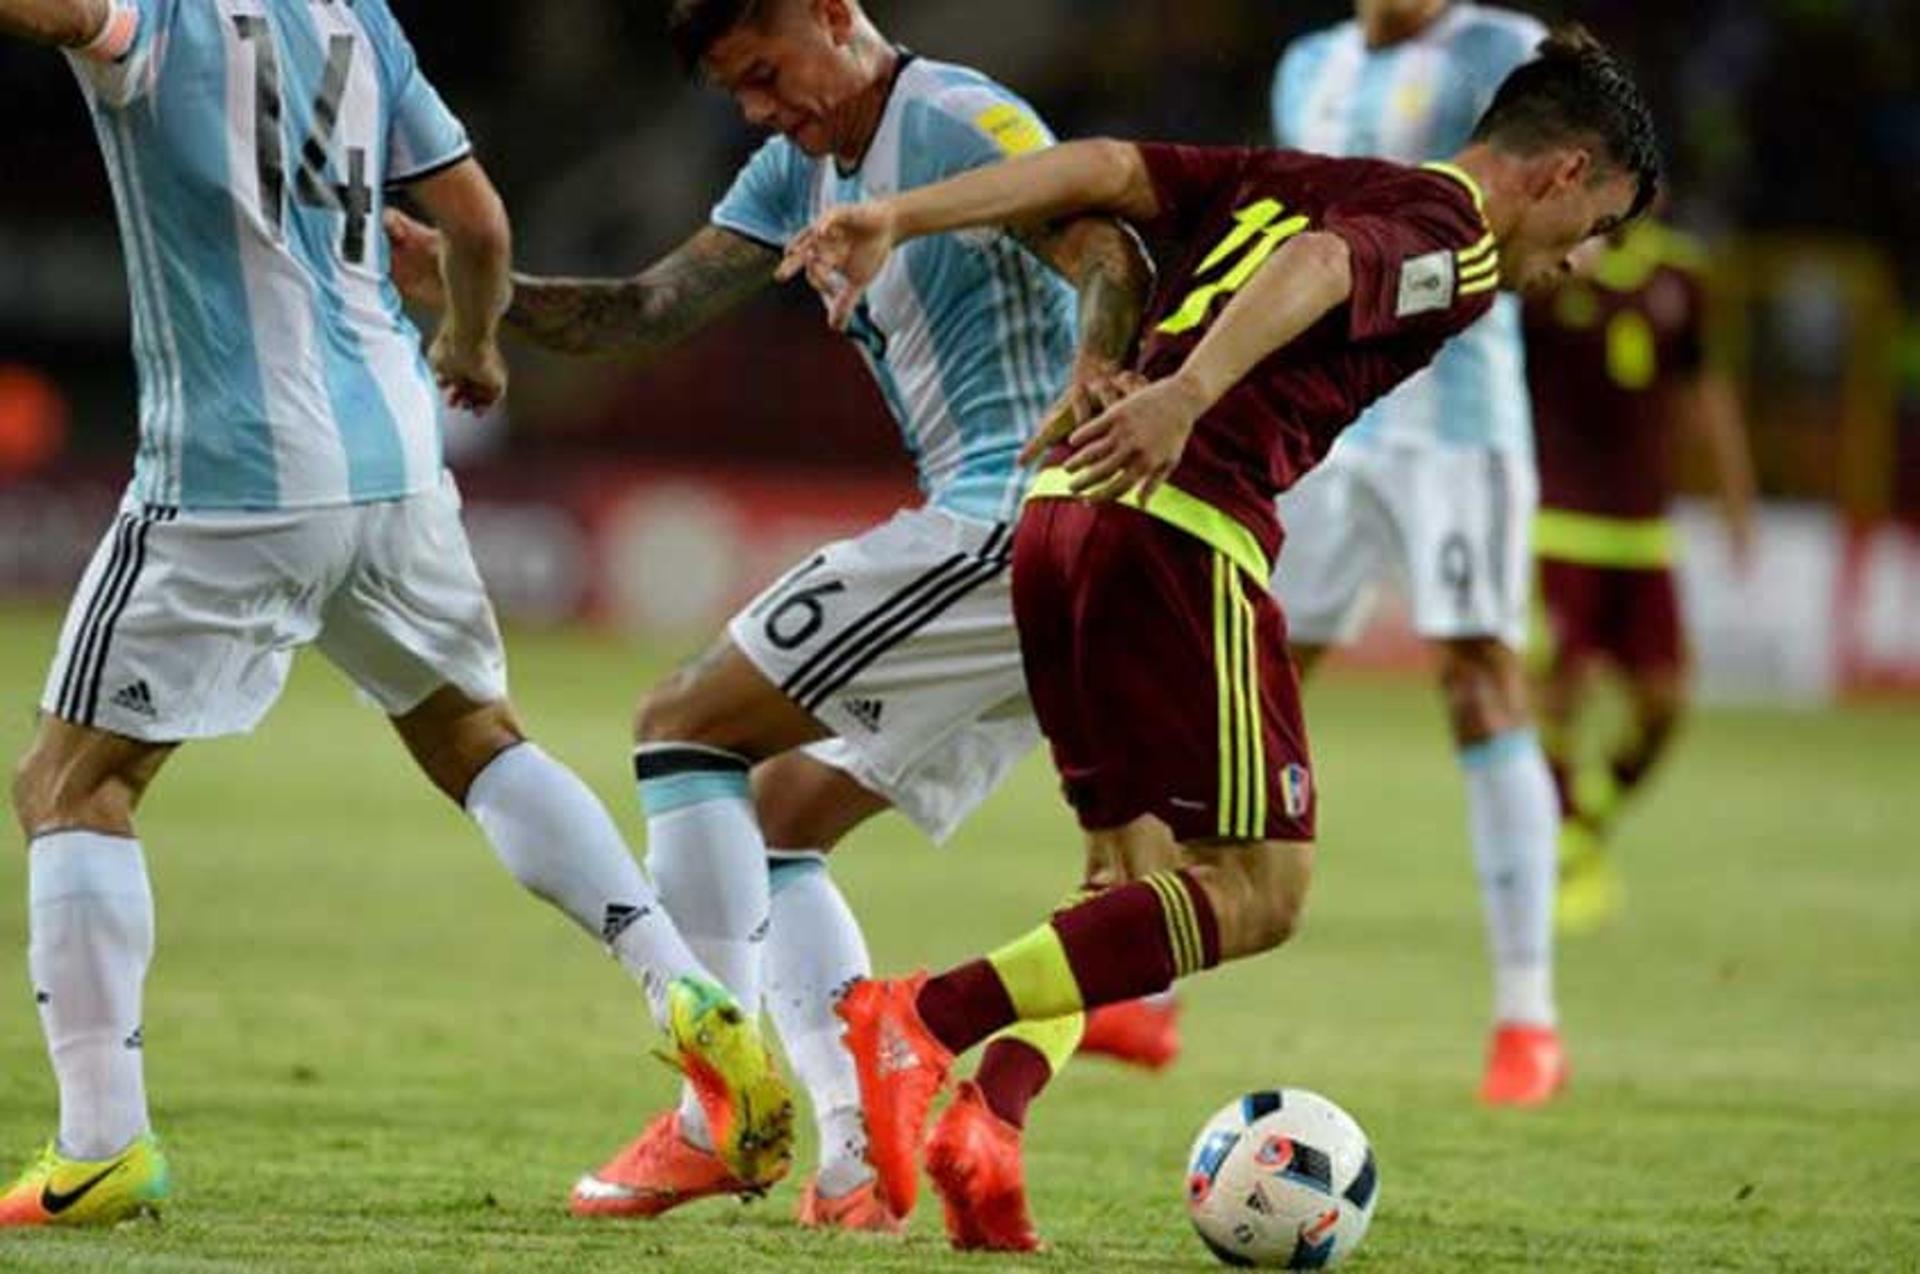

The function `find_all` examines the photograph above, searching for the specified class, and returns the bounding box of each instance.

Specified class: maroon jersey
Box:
[1526,223,1710,520]
[1122,144,1500,563]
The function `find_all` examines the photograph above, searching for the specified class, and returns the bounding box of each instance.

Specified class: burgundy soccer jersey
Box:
[1124,143,1501,562]
[1525,225,1709,521]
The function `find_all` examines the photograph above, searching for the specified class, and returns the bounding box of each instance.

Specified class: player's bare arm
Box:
[1688,369,1757,566]
[389,214,778,362]
[778,139,1158,330]
[1011,216,1157,462]
[1066,231,1354,504]
[504,226,777,359]
[405,159,513,412]
[0,0,110,46]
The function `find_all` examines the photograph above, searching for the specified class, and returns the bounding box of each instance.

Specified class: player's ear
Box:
[1558,146,1595,194]
[818,0,856,47]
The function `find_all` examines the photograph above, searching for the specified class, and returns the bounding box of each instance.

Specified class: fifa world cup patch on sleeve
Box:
[974,104,1048,157]
[1395,250,1457,318]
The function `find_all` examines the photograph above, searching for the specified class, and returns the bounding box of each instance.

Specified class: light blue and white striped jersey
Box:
[713,56,1076,524]
[1273,3,1543,453]
[66,0,471,511]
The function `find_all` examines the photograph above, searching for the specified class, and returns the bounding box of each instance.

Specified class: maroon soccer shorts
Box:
[1538,559,1686,674]
[1012,498,1316,844]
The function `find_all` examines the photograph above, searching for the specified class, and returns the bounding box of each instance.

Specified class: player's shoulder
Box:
[900,57,1052,152]
[892,56,1053,177]
[1277,19,1358,76]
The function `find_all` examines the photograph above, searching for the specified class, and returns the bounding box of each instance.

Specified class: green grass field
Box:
[1,604,1916,1272]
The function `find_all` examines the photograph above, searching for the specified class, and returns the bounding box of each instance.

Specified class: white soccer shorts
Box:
[1274,441,1537,649]
[41,474,508,740]
[727,506,1040,844]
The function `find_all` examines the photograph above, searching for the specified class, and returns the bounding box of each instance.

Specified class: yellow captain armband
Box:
[79,0,139,62]
[974,103,1048,157]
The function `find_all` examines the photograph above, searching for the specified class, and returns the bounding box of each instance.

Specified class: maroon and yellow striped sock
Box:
[915,870,1220,1057]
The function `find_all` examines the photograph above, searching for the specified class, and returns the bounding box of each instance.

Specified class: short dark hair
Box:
[1472,25,1662,222]
[667,0,767,75]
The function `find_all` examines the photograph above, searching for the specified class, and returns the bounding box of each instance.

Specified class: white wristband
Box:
[79,1,138,62]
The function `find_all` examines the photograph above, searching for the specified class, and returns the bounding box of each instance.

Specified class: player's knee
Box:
[1191,846,1312,959]
[10,737,133,838]
[633,677,718,747]
[1439,639,1527,742]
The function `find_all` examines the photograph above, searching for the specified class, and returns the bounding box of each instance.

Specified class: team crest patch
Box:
[1395,250,1456,318]
[1281,764,1313,819]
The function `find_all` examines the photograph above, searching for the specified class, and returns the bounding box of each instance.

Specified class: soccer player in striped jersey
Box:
[387,0,1153,1236]
[0,0,790,1227]
[1270,0,1574,1106]
[782,26,1657,1232]
[1524,220,1755,930]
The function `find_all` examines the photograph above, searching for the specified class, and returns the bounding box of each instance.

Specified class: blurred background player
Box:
[0,0,790,1227]
[1524,219,1756,931]
[1269,0,1569,1105]
[390,0,1154,1231]
[783,25,1658,1231]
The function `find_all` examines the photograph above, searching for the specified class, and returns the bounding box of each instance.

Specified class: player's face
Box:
[702,4,867,157]
[1502,154,1640,294]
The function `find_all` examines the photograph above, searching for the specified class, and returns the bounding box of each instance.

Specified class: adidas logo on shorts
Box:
[110,680,157,719]
[842,697,885,732]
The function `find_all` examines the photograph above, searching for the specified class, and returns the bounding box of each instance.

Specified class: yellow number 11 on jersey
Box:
[1157,200,1311,336]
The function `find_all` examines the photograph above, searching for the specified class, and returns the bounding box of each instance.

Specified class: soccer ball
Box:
[1185,1089,1379,1269]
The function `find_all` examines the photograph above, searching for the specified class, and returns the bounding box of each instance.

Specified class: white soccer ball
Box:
[1185,1089,1380,1269]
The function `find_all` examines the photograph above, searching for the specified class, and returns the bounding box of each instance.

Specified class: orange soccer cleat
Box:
[834,974,954,1218]
[1479,1023,1570,1107]
[1078,996,1183,1071]
[570,1112,758,1218]
[795,1175,906,1234]
[925,1081,1041,1252]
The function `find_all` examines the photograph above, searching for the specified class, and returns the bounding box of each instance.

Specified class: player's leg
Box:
[1529,558,1624,932]
[841,499,1319,1220]
[316,479,790,1189]
[753,747,894,1229]
[3,719,175,1227]
[1593,569,1690,827]
[5,501,334,1226]
[1393,446,1565,1104]
[846,826,1313,1220]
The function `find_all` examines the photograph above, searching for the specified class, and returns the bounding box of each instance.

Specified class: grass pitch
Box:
[0,605,1915,1272]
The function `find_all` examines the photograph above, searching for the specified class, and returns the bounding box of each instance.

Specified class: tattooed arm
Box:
[386,213,776,361]
[1009,214,1156,457]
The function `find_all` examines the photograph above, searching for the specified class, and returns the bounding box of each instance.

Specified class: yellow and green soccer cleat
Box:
[0,1134,169,1227]
[1556,820,1625,935]
[663,975,795,1190]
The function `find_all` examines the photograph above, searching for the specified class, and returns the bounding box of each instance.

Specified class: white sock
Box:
[766,852,873,1197]
[1461,729,1561,1027]
[29,831,154,1161]
[636,744,773,1152]
[465,743,703,1025]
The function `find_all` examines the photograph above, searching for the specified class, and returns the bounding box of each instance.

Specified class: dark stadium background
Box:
[1,0,1916,691]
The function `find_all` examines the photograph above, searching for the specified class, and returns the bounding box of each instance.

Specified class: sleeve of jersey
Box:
[1134,143,1255,243]
[1324,198,1498,342]
[381,23,472,185]
[63,0,170,108]
[710,138,807,250]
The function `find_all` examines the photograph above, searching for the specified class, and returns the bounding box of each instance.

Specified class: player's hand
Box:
[1062,373,1207,504]
[1019,359,1149,467]
[777,201,900,331]
[429,326,507,413]
[385,209,448,311]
